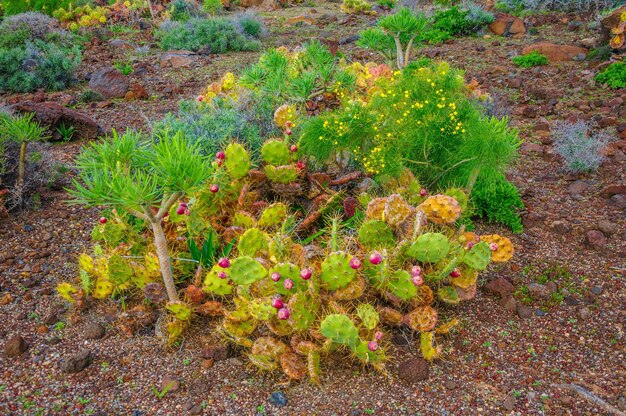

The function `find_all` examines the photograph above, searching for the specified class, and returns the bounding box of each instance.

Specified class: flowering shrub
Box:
[299,61,523,231]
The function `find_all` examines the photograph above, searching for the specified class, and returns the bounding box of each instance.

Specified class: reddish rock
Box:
[60,350,92,373]
[124,84,149,101]
[568,180,589,196]
[585,230,607,251]
[600,5,626,44]
[551,220,572,235]
[601,185,626,198]
[160,51,196,68]
[89,67,130,98]
[522,211,546,228]
[500,295,517,313]
[484,277,514,297]
[202,343,232,361]
[4,334,28,357]
[488,14,526,37]
[161,375,181,393]
[522,43,588,62]
[398,357,430,382]
[10,102,104,141]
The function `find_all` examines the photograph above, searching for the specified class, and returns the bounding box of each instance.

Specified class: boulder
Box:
[60,349,92,373]
[4,334,28,357]
[488,14,526,38]
[397,357,430,382]
[160,51,196,68]
[89,67,130,98]
[521,43,588,62]
[10,102,104,141]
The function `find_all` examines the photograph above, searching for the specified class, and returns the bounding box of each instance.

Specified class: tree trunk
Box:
[17,141,26,191]
[151,220,179,302]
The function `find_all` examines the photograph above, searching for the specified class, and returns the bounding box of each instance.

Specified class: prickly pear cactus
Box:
[320,251,357,290]
[203,265,234,296]
[402,306,438,332]
[358,219,395,248]
[365,197,387,220]
[229,257,268,285]
[265,165,299,184]
[356,304,379,330]
[437,286,460,304]
[258,203,288,228]
[387,270,417,300]
[320,314,359,347]
[288,293,318,332]
[224,143,251,180]
[166,301,192,321]
[269,262,305,295]
[383,193,413,226]
[262,140,292,165]
[238,228,270,257]
[418,194,461,224]
[480,234,514,262]
[463,241,491,270]
[406,233,450,263]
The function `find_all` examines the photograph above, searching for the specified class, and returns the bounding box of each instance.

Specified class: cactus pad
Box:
[320,314,359,347]
[251,336,287,357]
[402,306,438,332]
[224,143,251,180]
[287,293,318,331]
[262,140,292,165]
[280,352,307,380]
[229,257,268,285]
[387,270,417,300]
[418,194,462,224]
[358,219,395,248]
[265,165,299,184]
[333,275,365,300]
[233,211,257,228]
[258,203,288,228]
[203,264,234,296]
[406,233,450,263]
[412,285,435,307]
[450,268,478,289]
[166,301,192,321]
[383,193,413,226]
[356,304,379,330]
[270,262,305,295]
[320,251,357,291]
[463,241,491,270]
[437,286,460,304]
[480,234,514,262]
[237,228,270,257]
[420,331,442,360]
[366,197,387,220]
[378,307,403,326]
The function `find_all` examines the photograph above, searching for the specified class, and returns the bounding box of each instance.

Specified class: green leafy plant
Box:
[0,113,49,195]
[512,51,549,68]
[299,61,523,231]
[113,61,134,76]
[157,17,262,53]
[203,0,223,15]
[0,14,81,92]
[594,60,626,89]
[68,129,211,302]
[378,8,428,68]
[431,5,494,36]
[56,123,76,141]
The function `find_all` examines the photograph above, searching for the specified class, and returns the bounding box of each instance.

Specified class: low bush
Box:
[512,51,549,68]
[495,0,619,13]
[157,16,262,53]
[431,5,494,37]
[0,0,93,16]
[0,13,81,93]
[594,60,626,89]
[552,121,613,173]
[156,90,281,159]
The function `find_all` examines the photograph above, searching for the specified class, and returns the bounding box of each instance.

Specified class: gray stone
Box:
[60,350,92,373]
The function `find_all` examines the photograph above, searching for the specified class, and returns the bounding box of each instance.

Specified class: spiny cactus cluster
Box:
[59,127,513,382]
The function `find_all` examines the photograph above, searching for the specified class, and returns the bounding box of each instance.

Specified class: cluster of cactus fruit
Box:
[58,123,513,383]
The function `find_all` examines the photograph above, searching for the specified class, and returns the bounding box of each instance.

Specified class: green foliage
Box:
[170,0,199,22]
[471,174,523,233]
[203,0,223,15]
[157,17,261,53]
[239,40,356,103]
[0,16,81,93]
[0,0,92,15]
[512,51,549,68]
[595,60,626,89]
[299,61,523,231]
[233,12,263,38]
[156,93,280,159]
[69,129,209,211]
[431,5,494,36]
[0,112,48,145]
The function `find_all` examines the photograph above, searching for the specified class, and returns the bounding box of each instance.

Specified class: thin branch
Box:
[156,192,182,220]
[128,208,150,222]
[430,157,478,185]
[404,35,417,67]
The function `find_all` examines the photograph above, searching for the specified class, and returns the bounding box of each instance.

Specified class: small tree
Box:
[0,113,48,194]
[69,129,210,302]
[357,8,428,69]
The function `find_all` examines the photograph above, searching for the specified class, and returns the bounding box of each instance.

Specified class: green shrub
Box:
[156,92,281,159]
[299,61,523,231]
[170,0,199,22]
[431,5,493,36]
[157,17,262,53]
[203,0,223,15]
[233,12,264,39]
[0,14,81,93]
[239,40,356,103]
[595,60,626,89]
[512,51,549,68]
[0,0,93,16]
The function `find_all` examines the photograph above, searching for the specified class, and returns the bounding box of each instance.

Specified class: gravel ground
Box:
[1,4,625,415]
